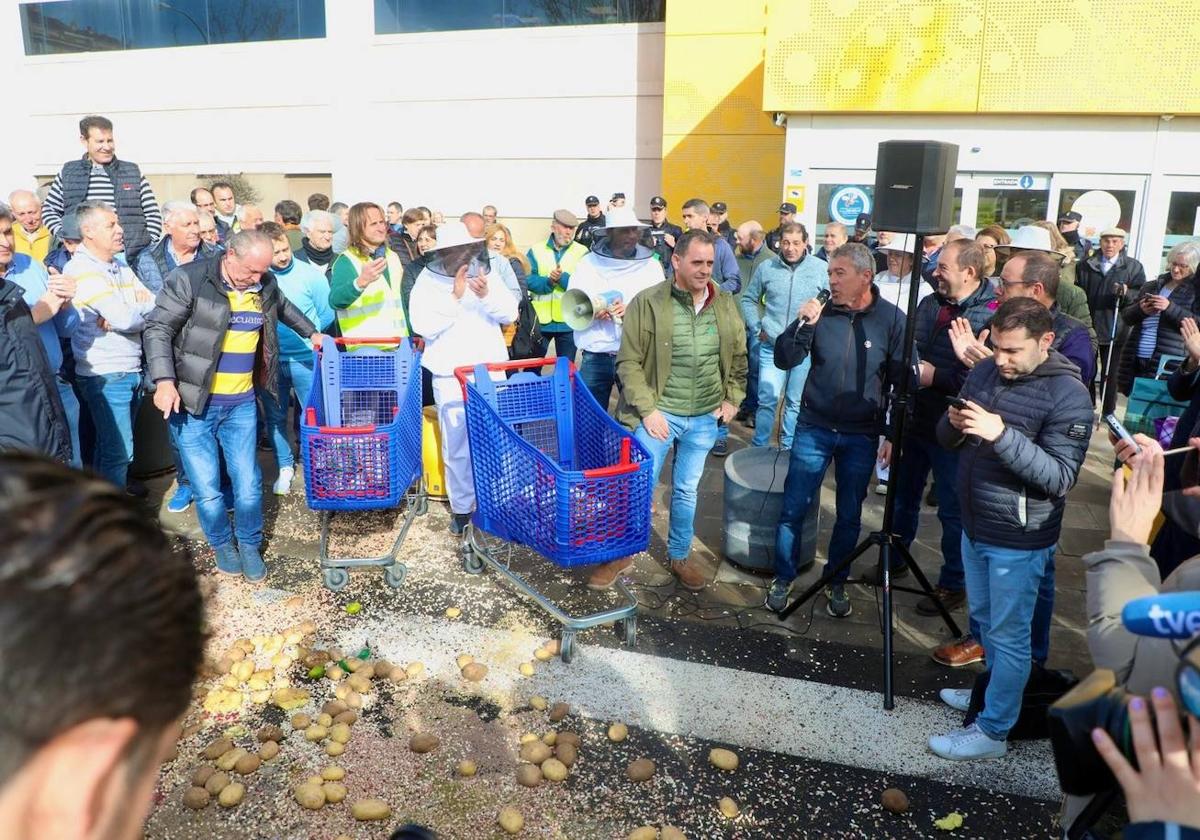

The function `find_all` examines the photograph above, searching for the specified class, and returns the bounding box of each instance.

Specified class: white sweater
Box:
[570,248,665,353]
[409,267,518,376]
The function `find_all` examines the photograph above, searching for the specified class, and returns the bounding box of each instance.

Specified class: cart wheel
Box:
[462,548,485,576]
[414,492,429,517]
[322,567,350,592]
[560,632,576,664]
[383,564,407,589]
[621,616,637,648]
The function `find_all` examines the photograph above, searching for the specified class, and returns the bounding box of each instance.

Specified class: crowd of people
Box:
[1,115,1199,839]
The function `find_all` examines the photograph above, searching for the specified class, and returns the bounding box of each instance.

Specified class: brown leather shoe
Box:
[932,636,985,667]
[670,557,707,592]
[587,557,634,591]
[915,587,967,616]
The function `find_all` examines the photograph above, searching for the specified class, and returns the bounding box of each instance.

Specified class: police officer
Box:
[575,195,606,249]
[711,201,737,249]
[641,195,683,266]
[766,202,797,253]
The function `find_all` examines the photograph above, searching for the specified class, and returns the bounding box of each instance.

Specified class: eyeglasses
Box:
[998,279,1034,290]
[1169,262,1192,271]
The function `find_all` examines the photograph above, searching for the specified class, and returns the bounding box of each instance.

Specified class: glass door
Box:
[1048,173,1146,252]
[1139,175,1200,274]
[804,168,966,240]
[964,173,1051,236]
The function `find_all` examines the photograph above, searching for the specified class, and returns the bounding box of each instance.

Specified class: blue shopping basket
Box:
[301,337,423,511]
[455,357,653,567]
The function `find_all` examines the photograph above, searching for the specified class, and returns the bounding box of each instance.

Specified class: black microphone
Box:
[799,289,832,326]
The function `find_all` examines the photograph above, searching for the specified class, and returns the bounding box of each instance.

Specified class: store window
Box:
[1162,191,1200,271]
[976,188,1050,235]
[1056,189,1136,241]
[20,0,326,56]
[374,0,664,34]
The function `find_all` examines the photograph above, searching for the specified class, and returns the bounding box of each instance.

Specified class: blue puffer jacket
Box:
[739,253,828,344]
[911,279,997,439]
[937,350,1093,550]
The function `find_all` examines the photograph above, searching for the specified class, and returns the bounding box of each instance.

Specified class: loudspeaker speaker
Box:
[561,288,623,329]
[872,140,959,235]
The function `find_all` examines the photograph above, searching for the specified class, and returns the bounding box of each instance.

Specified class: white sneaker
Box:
[273,466,295,496]
[928,723,1006,761]
[939,688,972,712]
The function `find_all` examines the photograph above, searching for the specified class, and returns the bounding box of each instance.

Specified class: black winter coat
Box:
[937,351,1093,550]
[1117,274,1195,394]
[910,279,997,439]
[1076,251,1147,344]
[775,286,911,436]
[0,279,71,462]
[143,258,317,416]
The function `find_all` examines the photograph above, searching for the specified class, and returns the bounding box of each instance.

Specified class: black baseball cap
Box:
[712,201,727,214]
[611,192,625,201]
[855,212,871,230]
[585,195,600,206]
[649,195,667,209]
[1059,210,1082,223]
[778,202,796,214]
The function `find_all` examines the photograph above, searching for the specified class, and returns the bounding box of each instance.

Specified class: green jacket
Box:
[1056,278,1097,346]
[615,278,748,431]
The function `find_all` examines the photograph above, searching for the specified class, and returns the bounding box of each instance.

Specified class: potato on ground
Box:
[351,798,392,821]
[498,806,525,834]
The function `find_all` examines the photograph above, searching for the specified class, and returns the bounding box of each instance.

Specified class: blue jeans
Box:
[753,339,809,448]
[892,435,966,591]
[775,423,876,583]
[545,331,577,365]
[579,350,617,410]
[634,410,718,560]
[961,535,1052,740]
[171,400,262,549]
[262,356,316,469]
[76,371,141,488]
[56,375,81,468]
[1032,550,1056,666]
[741,326,760,413]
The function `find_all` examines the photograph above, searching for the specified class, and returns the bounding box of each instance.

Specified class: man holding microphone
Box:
[766,243,910,617]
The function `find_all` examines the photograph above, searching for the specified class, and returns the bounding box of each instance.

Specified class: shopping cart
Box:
[454,356,653,663]
[301,336,427,591]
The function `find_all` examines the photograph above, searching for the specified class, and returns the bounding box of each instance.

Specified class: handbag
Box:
[1124,354,1189,437]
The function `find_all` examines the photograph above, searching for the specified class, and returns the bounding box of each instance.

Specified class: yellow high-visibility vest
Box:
[336,249,409,339]
[528,238,587,326]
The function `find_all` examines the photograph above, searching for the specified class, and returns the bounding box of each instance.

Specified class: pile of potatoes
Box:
[202,622,316,714]
[182,727,287,810]
[511,701,580,790]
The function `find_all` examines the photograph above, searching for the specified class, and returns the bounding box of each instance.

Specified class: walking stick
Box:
[1097,291,1125,424]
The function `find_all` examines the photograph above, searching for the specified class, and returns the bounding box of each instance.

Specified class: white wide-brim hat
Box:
[877,233,918,253]
[428,221,482,251]
[994,225,1066,263]
[601,206,649,230]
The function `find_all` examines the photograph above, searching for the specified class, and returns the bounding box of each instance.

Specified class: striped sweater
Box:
[208,287,265,406]
[66,245,156,377]
[42,161,162,241]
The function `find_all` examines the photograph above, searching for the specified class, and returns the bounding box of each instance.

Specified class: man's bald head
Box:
[460,212,485,238]
[8,190,42,233]
[735,220,765,254]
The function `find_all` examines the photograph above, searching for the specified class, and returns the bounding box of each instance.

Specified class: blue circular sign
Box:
[829,186,870,225]
[1019,174,1034,189]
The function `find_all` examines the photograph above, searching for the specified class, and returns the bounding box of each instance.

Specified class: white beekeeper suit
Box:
[569,206,665,408]
[408,223,517,524]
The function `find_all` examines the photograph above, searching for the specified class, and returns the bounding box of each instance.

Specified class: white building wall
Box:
[784,113,1200,271]
[2,0,665,230]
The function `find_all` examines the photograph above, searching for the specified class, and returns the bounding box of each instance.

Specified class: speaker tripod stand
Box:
[776,231,962,710]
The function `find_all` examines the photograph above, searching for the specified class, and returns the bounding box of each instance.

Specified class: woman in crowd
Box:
[408,223,517,535]
[974,224,1010,280]
[295,209,337,278]
[1118,240,1197,394]
[390,207,432,271]
[485,223,530,348]
[1033,220,1080,284]
[401,223,438,318]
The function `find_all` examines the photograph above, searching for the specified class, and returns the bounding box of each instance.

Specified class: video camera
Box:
[1048,591,1200,796]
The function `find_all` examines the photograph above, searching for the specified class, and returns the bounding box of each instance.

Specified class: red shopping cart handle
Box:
[582,438,636,478]
[453,357,575,385]
[316,424,379,434]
